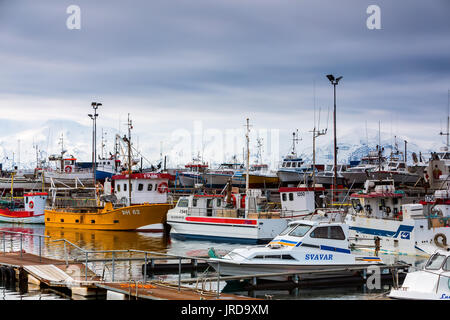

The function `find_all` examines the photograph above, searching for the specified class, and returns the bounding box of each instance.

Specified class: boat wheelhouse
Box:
[111,172,174,206]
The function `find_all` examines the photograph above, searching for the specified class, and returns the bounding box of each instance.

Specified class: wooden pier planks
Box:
[0,251,102,286]
[97,282,260,300]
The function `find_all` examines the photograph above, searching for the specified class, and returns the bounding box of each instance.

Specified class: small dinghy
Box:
[389,248,450,300]
[208,219,384,281]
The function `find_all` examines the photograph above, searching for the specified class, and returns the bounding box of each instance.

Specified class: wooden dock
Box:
[96,281,260,300]
[0,251,105,297]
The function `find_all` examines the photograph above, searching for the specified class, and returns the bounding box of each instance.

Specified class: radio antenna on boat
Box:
[440,89,450,148]
[310,108,327,187]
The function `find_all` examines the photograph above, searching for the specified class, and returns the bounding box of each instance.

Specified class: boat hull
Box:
[368,171,420,185]
[44,203,172,231]
[248,174,279,188]
[208,260,376,281]
[277,170,309,184]
[0,212,44,224]
[167,215,289,244]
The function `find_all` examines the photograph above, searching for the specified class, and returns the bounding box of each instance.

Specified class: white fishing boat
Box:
[177,158,208,188]
[207,219,384,281]
[388,248,450,300]
[166,189,291,243]
[0,192,48,224]
[345,179,450,256]
[314,164,348,186]
[203,162,246,188]
[342,150,385,185]
[368,151,419,185]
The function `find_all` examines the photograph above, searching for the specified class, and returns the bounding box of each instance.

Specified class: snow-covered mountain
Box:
[0,119,444,171]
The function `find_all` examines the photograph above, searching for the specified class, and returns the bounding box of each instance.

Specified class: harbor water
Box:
[0,223,428,300]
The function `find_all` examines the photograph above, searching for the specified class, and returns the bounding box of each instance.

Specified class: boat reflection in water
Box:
[43,227,169,254]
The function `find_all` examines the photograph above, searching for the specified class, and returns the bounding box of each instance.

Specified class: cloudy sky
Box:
[0,0,449,169]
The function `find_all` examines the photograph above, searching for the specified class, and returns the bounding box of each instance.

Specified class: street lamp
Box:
[326,74,342,202]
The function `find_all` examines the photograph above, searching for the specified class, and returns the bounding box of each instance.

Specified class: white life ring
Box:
[29,201,34,209]
[157,182,169,193]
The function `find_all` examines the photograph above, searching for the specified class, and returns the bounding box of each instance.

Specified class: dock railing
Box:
[49,238,216,293]
[0,230,50,261]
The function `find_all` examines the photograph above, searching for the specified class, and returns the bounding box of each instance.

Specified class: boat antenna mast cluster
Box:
[290,129,301,157]
[310,107,327,187]
[122,113,133,206]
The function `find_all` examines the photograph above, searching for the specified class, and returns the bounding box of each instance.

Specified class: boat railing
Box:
[184,207,301,219]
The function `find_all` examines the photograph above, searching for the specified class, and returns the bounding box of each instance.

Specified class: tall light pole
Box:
[89,102,102,187]
[326,74,342,202]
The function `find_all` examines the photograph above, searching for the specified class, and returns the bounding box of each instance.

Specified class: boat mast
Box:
[245,118,250,195]
[311,119,326,187]
[126,113,133,206]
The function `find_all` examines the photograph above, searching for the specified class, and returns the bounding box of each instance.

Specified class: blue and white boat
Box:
[208,219,384,280]
[345,179,450,256]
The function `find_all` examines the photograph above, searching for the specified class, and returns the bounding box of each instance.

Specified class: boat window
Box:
[425,254,446,270]
[177,198,189,208]
[289,224,312,237]
[329,226,346,240]
[309,226,345,240]
[117,184,121,192]
[278,224,297,236]
[443,257,450,271]
[282,193,287,201]
[193,198,198,207]
[147,183,153,191]
[292,162,297,168]
[309,226,329,239]
[138,183,144,191]
[217,198,222,207]
[124,184,127,191]
[289,193,294,201]
[286,162,291,168]
[282,162,286,168]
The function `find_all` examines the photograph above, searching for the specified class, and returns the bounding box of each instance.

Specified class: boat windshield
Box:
[177,198,189,207]
[278,224,297,236]
[425,254,446,270]
[288,224,312,238]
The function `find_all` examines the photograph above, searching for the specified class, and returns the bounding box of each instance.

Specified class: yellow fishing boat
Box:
[45,202,171,231]
[45,172,175,231]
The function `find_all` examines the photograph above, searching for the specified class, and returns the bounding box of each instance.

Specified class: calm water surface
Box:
[0,223,428,300]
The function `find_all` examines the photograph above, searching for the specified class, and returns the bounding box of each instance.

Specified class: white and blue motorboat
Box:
[389,248,450,300]
[208,219,384,280]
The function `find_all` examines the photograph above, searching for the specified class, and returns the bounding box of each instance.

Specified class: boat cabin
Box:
[23,192,48,212]
[172,189,275,219]
[280,157,304,169]
[269,220,350,251]
[349,180,406,220]
[111,172,174,206]
[185,163,208,173]
[279,186,325,216]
